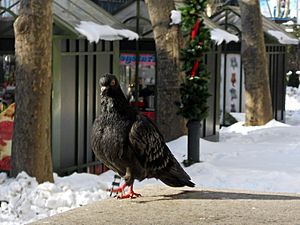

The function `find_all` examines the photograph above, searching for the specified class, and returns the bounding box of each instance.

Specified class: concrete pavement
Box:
[30,186,300,225]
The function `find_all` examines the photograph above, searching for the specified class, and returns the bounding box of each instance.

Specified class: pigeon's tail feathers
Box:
[157,164,195,188]
[159,176,195,187]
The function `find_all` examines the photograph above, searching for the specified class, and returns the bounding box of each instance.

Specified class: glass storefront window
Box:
[0,0,19,18]
[0,54,15,171]
[0,55,15,112]
[119,53,156,121]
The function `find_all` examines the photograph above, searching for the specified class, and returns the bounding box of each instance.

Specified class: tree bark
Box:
[12,0,53,183]
[145,0,185,141]
[240,0,273,126]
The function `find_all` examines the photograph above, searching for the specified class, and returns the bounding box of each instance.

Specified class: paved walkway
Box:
[30,186,300,225]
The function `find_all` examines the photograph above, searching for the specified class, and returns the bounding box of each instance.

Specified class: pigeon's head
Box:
[99,74,121,97]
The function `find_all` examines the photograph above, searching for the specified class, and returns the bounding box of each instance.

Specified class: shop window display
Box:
[119,53,156,121]
[0,55,15,171]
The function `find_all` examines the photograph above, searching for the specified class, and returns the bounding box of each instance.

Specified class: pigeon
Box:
[91,74,195,198]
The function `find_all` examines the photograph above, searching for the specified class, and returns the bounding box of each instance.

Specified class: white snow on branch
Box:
[170,10,181,25]
[210,28,239,45]
[267,30,299,45]
[75,21,139,43]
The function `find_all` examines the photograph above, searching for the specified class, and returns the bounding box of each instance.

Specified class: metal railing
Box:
[0,0,19,18]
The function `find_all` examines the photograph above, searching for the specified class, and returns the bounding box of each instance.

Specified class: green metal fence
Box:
[52,38,119,175]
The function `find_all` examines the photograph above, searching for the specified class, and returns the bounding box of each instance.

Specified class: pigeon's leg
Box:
[117,184,141,199]
[110,167,132,194]
[110,183,141,198]
[110,182,127,193]
[111,168,141,199]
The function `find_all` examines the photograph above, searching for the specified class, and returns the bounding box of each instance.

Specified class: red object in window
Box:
[130,101,145,108]
[88,164,109,175]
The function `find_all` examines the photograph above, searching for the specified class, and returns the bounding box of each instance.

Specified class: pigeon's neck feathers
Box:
[112,88,128,106]
[100,87,136,116]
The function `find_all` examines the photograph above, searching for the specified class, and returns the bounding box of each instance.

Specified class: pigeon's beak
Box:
[100,86,108,95]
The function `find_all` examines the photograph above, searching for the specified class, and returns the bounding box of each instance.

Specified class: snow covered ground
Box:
[1,86,300,224]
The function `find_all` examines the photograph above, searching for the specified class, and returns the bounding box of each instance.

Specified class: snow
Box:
[75,21,139,42]
[2,86,300,224]
[170,10,181,25]
[0,172,109,224]
[282,20,295,26]
[210,28,239,45]
[267,30,299,45]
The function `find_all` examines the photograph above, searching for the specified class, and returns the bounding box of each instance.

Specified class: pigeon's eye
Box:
[110,79,116,86]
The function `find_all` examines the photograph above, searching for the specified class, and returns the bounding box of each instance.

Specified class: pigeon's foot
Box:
[117,185,141,199]
[109,183,141,199]
[110,183,127,193]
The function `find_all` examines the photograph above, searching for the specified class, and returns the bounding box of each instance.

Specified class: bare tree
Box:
[145,0,185,141]
[12,0,53,183]
[240,0,273,126]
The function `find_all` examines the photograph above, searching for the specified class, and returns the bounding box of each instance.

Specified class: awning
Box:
[53,0,138,42]
[113,1,239,45]
[210,6,299,45]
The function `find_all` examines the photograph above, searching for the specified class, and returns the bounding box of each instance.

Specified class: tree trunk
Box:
[145,0,185,141]
[240,0,273,126]
[12,0,53,183]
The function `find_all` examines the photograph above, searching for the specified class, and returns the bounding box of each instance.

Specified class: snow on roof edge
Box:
[267,30,299,45]
[75,21,139,43]
[210,28,239,45]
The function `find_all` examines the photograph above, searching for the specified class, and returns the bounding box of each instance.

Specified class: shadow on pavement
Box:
[161,190,300,201]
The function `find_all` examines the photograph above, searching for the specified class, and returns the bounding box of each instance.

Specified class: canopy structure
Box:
[210,6,299,45]
[0,0,138,41]
[53,0,138,41]
[113,0,239,45]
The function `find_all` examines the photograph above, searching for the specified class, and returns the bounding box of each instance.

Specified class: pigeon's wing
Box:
[129,114,195,187]
[129,114,171,172]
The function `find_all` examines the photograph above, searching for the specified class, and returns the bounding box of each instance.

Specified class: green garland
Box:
[176,0,211,121]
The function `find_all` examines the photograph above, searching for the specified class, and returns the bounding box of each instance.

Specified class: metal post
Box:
[186,120,201,165]
[134,0,140,103]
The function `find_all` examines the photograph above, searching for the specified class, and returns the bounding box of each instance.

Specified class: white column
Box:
[298,0,300,24]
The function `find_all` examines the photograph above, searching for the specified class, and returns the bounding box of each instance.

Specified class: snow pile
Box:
[267,30,299,45]
[285,86,300,125]
[286,86,300,110]
[0,172,109,224]
[165,120,300,193]
[220,119,290,135]
[75,21,139,42]
[229,112,245,122]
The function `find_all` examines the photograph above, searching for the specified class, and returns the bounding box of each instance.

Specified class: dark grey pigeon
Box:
[91,74,195,198]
